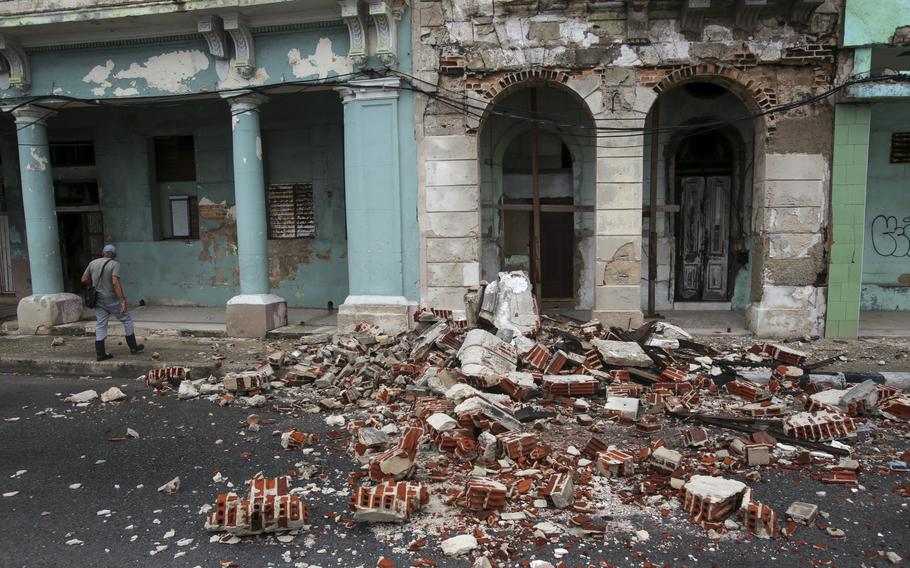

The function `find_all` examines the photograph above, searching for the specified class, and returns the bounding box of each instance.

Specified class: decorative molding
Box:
[223,91,268,114]
[368,0,406,66]
[0,34,30,92]
[25,21,344,53]
[680,0,710,34]
[335,76,400,104]
[223,12,256,79]
[197,15,228,59]
[339,0,368,67]
[626,0,650,43]
[790,0,824,25]
[9,104,54,125]
[735,0,767,31]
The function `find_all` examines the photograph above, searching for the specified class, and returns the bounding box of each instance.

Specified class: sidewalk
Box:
[0,334,269,378]
[14,305,338,338]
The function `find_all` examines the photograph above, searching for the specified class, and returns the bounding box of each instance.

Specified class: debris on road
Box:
[127,271,909,562]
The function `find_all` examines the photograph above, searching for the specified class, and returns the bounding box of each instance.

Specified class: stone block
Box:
[17,293,83,335]
[592,309,643,329]
[423,286,469,311]
[764,153,828,182]
[337,295,415,334]
[426,185,479,212]
[763,180,826,208]
[597,157,643,184]
[426,237,479,263]
[596,182,643,209]
[424,211,480,238]
[425,159,477,187]
[226,294,287,338]
[768,233,823,259]
[763,207,822,234]
[595,284,641,311]
[596,209,641,236]
[424,135,475,161]
[427,262,480,287]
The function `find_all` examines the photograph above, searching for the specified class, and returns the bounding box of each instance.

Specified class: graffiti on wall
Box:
[870,215,910,257]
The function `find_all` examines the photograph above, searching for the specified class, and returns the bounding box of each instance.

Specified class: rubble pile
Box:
[140,271,910,563]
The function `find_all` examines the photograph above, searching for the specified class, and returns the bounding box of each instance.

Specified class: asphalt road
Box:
[0,373,908,568]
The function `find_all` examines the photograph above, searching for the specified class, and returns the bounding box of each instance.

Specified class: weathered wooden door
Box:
[677,176,731,301]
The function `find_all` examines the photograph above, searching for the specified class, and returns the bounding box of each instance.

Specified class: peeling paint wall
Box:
[861,102,910,311]
[6,26,350,101]
[4,91,348,307]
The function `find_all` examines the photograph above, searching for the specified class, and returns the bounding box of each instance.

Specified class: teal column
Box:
[337,78,405,297]
[825,103,871,339]
[227,93,270,295]
[12,106,64,295]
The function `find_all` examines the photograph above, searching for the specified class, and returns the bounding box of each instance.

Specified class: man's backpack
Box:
[83,259,113,309]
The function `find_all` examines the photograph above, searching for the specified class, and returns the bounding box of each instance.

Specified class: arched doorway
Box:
[642,81,756,314]
[479,84,596,310]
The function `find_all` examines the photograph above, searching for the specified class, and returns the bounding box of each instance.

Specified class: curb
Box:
[0,357,219,379]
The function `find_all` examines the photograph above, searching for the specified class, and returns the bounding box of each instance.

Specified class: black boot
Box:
[95,340,113,362]
[125,334,144,355]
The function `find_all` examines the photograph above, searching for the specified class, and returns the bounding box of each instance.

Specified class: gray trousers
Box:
[95,296,134,341]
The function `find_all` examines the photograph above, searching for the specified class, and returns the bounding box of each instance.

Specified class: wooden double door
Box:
[676,175,731,301]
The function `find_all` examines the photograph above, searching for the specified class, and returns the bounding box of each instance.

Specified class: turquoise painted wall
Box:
[844,0,910,47]
[24,91,349,308]
[861,101,910,310]
[4,25,351,100]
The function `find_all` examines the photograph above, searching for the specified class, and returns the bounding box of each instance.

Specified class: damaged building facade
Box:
[413,0,842,338]
[824,0,910,338]
[0,0,419,336]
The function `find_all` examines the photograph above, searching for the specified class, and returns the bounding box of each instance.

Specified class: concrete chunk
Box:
[592,339,652,367]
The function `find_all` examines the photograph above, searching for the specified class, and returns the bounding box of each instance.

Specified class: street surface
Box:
[0,372,907,567]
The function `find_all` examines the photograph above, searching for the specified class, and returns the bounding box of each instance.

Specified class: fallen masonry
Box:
[204,474,307,536]
[137,270,910,562]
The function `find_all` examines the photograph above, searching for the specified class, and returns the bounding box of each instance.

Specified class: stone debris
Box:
[157,477,180,495]
[99,386,126,403]
[64,389,98,404]
[116,272,910,561]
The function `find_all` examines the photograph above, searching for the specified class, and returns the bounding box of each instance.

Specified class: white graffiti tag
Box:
[870,215,910,257]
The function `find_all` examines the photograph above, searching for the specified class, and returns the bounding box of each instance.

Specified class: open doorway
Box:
[642,81,754,318]
[479,84,596,311]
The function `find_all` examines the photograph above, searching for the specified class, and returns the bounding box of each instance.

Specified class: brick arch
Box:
[466,69,573,101]
[640,64,777,124]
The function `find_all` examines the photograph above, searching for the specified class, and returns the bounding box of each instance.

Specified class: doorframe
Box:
[665,124,746,305]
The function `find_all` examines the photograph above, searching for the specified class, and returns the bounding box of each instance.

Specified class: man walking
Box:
[81,244,144,361]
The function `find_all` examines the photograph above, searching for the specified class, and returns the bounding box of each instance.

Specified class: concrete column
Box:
[223,93,287,337]
[335,77,415,333]
[10,105,81,333]
[593,115,646,329]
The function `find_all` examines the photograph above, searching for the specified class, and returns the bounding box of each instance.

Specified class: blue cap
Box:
[102,244,117,254]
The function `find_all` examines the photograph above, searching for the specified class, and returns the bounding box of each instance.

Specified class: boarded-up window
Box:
[891,132,910,164]
[169,195,199,239]
[155,136,196,182]
[267,183,316,239]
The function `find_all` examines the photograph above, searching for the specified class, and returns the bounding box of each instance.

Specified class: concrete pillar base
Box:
[17,293,83,334]
[337,295,416,334]
[746,286,826,339]
[226,294,288,338]
[592,309,644,330]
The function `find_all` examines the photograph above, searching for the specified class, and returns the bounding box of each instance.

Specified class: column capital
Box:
[335,77,401,104]
[223,91,268,113]
[7,104,55,126]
